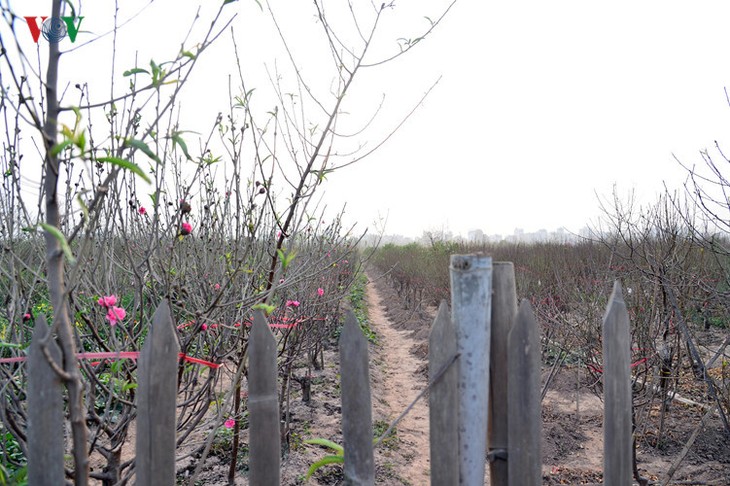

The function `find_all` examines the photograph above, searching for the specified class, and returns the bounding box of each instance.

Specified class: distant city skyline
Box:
[361,225,596,247]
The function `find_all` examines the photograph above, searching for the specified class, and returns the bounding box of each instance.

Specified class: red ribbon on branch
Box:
[0,351,220,369]
[586,357,648,374]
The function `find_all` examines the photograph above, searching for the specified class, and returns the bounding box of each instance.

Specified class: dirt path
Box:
[366,278,431,485]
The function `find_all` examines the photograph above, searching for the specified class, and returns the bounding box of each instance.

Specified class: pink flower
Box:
[138,206,147,215]
[105,306,126,326]
[22,313,31,322]
[181,222,192,236]
[214,283,221,291]
[224,418,235,429]
[286,300,300,308]
[201,323,208,331]
[317,288,324,297]
[279,278,285,284]
[97,295,117,307]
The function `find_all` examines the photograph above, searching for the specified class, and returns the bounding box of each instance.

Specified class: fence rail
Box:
[24,256,635,485]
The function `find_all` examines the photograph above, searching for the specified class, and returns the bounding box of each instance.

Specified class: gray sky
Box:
[13,0,730,238]
[326,1,730,238]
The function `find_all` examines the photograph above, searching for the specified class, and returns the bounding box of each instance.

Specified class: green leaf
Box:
[304,438,344,455]
[149,59,167,87]
[200,153,221,166]
[97,156,152,184]
[223,0,238,4]
[181,50,196,60]
[123,138,161,164]
[123,68,149,77]
[39,223,76,265]
[75,129,86,152]
[252,303,276,316]
[305,456,344,479]
[311,168,334,184]
[0,341,23,349]
[277,248,297,270]
[60,124,74,140]
[111,360,123,374]
[171,132,192,160]
[150,59,160,78]
[50,139,74,156]
[71,105,82,128]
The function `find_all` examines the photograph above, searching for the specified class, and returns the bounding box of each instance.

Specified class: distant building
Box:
[468,229,486,244]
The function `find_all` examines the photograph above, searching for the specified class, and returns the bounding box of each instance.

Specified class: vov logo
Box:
[24,16,84,43]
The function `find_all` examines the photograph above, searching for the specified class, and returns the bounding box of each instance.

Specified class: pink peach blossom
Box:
[181,222,192,235]
[97,295,117,307]
[138,206,147,215]
[224,418,235,429]
[106,306,126,326]
[317,288,324,297]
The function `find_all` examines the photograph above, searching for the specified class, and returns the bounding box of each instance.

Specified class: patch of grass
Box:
[344,270,377,343]
[373,419,399,450]
[0,428,27,485]
[707,316,728,329]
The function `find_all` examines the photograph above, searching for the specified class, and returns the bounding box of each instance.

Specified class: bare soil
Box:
[158,270,730,485]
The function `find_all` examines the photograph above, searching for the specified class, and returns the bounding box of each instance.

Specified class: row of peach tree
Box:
[370,213,730,481]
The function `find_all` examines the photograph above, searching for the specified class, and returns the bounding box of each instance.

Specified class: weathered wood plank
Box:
[340,310,375,486]
[449,254,492,485]
[602,281,632,486]
[489,262,517,485]
[136,301,179,485]
[28,315,65,484]
[429,300,459,486]
[249,310,281,485]
[508,300,542,486]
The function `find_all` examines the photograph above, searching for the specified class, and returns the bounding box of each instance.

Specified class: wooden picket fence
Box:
[25,255,635,485]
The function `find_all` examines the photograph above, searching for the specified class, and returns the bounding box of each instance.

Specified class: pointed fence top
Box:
[603,280,626,322]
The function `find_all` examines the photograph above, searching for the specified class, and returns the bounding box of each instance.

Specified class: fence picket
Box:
[429,301,459,486]
[449,254,492,485]
[508,300,542,486]
[602,281,632,485]
[340,310,375,486]
[489,262,517,485]
[135,300,179,485]
[249,310,281,485]
[27,315,64,484]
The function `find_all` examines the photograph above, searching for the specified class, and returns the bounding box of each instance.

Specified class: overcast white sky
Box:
[12,0,730,238]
